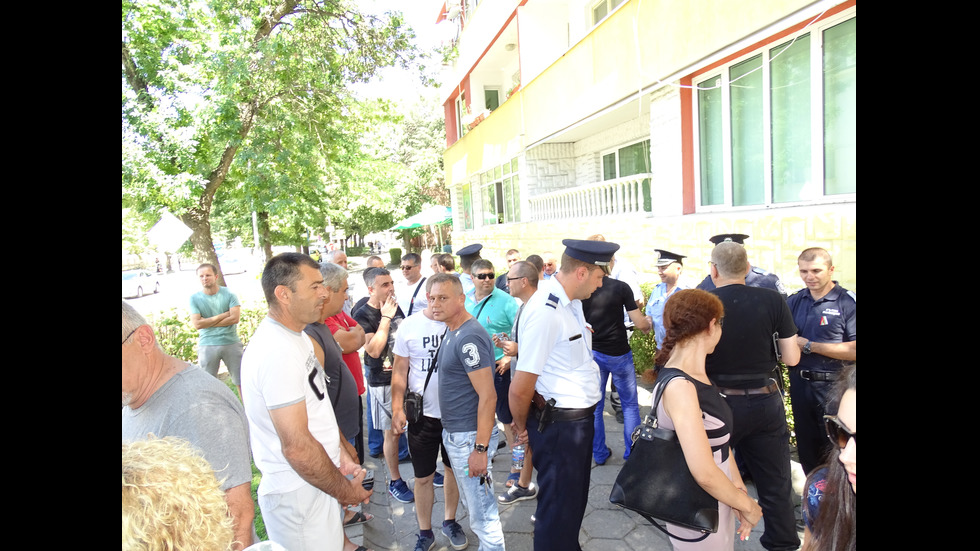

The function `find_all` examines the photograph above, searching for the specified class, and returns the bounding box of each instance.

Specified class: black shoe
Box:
[615,410,624,424]
[497,439,507,450]
[369,451,383,459]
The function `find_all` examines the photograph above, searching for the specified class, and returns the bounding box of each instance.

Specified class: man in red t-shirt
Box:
[325,310,368,461]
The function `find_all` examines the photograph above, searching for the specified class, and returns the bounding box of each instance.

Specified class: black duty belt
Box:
[531,400,596,423]
[718,381,779,397]
[798,370,837,382]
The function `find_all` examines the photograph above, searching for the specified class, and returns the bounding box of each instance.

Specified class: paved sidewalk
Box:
[349,384,806,551]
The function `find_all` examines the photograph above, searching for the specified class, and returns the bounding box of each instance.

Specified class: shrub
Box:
[147,302,267,361]
[389,247,402,266]
[630,281,658,377]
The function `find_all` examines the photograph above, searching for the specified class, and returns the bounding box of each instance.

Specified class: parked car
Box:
[122,270,160,298]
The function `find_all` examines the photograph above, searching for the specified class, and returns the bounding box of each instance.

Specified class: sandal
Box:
[344,510,373,527]
[505,471,521,488]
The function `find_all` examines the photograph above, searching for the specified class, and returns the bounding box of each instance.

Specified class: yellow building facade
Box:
[438,0,856,291]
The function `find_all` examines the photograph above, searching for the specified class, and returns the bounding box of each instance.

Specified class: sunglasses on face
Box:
[823,414,855,450]
[400,265,417,270]
[474,273,495,280]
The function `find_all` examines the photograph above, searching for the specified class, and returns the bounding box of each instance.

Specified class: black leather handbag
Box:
[609,370,719,542]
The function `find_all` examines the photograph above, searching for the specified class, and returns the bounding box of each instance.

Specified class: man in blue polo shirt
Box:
[787,247,856,475]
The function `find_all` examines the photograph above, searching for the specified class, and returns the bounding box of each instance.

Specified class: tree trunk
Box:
[181,209,225,287]
[257,211,273,265]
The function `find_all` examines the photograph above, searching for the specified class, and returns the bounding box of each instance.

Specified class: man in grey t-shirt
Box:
[122,301,255,550]
[429,273,505,550]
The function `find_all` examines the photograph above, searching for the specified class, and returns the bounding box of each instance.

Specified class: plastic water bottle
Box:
[511,444,525,470]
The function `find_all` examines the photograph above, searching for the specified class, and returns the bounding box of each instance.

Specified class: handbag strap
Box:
[421,327,449,393]
[638,512,711,543]
[648,369,684,428]
[407,277,426,317]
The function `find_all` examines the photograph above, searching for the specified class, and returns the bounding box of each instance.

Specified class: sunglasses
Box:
[400,265,417,270]
[823,414,855,450]
[474,273,495,280]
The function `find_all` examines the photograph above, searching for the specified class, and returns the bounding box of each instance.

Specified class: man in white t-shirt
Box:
[241,252,372,550]
[391,279,468,551]
[396,253,428,317]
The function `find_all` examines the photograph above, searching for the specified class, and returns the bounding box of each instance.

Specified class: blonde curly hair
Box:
[122,436,235,551]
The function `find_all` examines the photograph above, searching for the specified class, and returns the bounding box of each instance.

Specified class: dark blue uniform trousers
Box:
[725,391,801,551]
[788,370,835,475]
[527,412,593,551]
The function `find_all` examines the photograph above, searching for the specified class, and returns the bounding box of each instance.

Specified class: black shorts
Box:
[407,415,452,478]
[494,368,513,424]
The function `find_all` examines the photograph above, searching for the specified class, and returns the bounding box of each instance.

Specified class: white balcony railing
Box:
[527,174,653,222]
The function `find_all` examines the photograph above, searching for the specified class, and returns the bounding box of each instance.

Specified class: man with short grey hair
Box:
[122,301,255,550]
[705,241,801,551]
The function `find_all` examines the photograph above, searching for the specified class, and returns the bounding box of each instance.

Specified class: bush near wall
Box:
[389,247,402,266]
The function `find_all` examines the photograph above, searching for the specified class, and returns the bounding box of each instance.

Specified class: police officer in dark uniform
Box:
[697,233,787,297]
[508,239,618,551]
[786,247,856,475]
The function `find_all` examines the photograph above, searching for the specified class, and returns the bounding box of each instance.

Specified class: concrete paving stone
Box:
[587,483,618,511]
[582,508,638,539]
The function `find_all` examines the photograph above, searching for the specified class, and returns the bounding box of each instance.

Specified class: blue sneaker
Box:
[388,478,415,503]
[442,520,468,550]
[433,471,445,487]
[413,532,435,551]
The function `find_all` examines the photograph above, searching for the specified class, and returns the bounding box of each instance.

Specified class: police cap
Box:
[562,239,620,273]
[655,249,686,266]
[709,233,750,245]
[455,243,483,259]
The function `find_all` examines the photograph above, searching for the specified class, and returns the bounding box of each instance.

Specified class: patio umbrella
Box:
[390,205,453,249]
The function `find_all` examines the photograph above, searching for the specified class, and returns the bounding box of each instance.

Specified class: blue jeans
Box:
[442,427,505,551]
[592,350,641,462]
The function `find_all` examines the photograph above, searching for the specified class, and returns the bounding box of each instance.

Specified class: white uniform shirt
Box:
[513,278,601,408]
[459,272,474,297]
[242,317,341,496]
[392,311,446,419]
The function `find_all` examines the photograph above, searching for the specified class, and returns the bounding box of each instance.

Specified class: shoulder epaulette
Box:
[545,293,559,309]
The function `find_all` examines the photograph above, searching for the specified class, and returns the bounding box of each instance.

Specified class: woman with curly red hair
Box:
[643,289,763,549]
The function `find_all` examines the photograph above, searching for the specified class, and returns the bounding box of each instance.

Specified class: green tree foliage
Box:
[122,0,420,279]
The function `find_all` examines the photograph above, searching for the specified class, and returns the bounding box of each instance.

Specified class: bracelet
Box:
[382,315,393,320]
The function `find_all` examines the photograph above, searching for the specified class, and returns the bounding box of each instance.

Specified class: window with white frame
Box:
[455,92,467,139]
[480,158,520,225]
[460,182,474,230]
[601,139,652,212]
[694,10,855,208]
[591,0,625,26]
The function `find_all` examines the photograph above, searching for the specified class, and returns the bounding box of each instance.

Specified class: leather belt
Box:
[798,370,836,382]
[718,381,779,396]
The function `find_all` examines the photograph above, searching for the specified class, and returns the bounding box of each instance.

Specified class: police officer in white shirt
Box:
[508,238,619,551]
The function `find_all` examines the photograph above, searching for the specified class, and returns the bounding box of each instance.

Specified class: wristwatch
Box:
[802,340,812,355]
[474,443,489,453]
